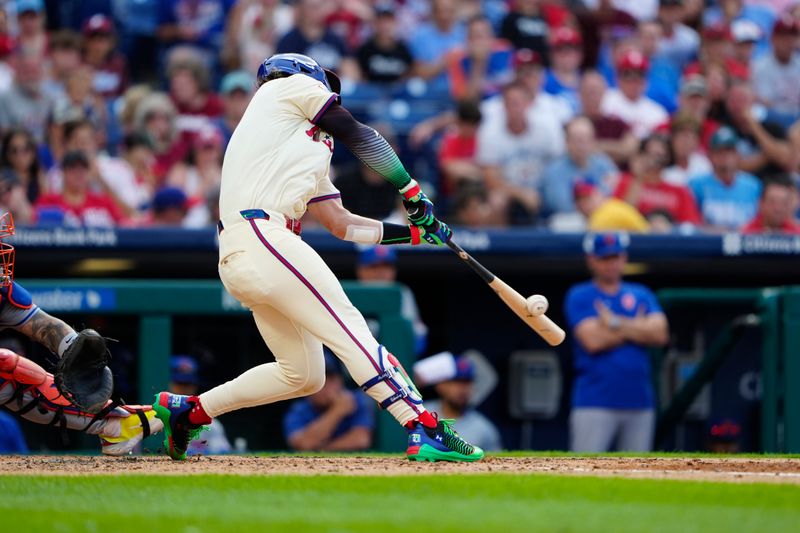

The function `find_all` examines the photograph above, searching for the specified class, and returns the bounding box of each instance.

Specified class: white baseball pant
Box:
[199,211,422,426]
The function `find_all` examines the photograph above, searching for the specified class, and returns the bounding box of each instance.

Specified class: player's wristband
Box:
[399,179,422,201]
[380,223,422,245]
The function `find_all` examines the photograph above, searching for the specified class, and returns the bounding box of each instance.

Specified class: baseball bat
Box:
[446,240,566,346]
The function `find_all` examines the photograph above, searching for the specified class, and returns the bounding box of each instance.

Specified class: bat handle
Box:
[446,239,495,284]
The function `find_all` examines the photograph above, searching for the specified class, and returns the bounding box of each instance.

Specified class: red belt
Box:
[217,209,302,236]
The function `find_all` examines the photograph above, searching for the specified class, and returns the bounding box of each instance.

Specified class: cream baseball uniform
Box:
[200,75,423,426]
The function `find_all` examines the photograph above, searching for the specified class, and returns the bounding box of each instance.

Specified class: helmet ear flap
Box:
[324,69,341,94]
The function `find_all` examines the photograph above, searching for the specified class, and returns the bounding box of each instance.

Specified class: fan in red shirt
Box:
[614,135,701,230]
[741,174,800,234]
[35,151,125,227]
[438,99,482,197]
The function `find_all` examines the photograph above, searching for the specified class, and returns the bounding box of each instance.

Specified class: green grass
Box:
[1,474,798,533]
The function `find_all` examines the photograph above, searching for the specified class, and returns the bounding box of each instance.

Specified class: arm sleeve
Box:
[316,103,413,189]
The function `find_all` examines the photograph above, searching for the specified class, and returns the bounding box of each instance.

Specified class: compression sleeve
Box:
[316,103,413,190]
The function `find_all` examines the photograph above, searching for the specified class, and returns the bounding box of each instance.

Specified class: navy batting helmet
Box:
[256,53,341,94]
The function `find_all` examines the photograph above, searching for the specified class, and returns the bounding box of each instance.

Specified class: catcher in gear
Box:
[0,348,162,455]
[0,213,160,453]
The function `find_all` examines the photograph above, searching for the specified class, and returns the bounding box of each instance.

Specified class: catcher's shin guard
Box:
[100,407,164,456]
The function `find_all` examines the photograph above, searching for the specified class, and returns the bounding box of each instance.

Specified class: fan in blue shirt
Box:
[688,126,762,231]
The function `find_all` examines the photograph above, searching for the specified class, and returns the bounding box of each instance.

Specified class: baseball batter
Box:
[0,213,161,454]
[154,53,484,462]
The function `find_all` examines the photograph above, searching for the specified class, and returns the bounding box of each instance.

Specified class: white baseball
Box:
[526,294,548,316]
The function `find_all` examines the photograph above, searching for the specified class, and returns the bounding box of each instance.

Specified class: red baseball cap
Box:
[617,49,649,72]
[551,26,582,47]
[701,22,731,41]
[82,14,114,36]
[773,15,799,36]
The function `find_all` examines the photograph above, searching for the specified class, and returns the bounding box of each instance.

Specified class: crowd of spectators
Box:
[0,0,798,234]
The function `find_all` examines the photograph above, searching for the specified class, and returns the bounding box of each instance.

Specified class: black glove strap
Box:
[380,223,413,245]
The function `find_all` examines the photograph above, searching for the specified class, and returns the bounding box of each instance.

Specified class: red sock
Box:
[187,396,212,425]
[405,410,437,429]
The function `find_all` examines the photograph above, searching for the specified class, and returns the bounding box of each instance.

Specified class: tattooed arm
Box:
[14,310,76,356]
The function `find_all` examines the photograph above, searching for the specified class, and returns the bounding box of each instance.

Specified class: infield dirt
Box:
[2,455,800,484]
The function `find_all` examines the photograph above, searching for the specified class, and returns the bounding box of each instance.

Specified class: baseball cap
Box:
[513,48,542,68]
[773,15,799,36]
[220,70,253,95]
[617,49,649,72]
[731,20,762,43]
[452,356,475,382]
[16,0,44,14]
[152,186,188,212]
[83,14,114,36]
[61,150,90,169]
[170,355,199,385]
[583,232,630,257]
[702,23,731,41]
[679,75,707,97]
[551,26,582,47]
[709,126,739,150]
[358,245,396,266]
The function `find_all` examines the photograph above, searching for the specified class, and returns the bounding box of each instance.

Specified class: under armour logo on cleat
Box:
[435,435,443,442]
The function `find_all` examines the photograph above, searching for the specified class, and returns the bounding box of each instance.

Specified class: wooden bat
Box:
[446,240,566,346]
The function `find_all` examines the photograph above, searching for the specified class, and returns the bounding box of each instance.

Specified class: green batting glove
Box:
[420,218,453,246]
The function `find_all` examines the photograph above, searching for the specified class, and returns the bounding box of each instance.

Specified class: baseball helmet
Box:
[256,53,341,94]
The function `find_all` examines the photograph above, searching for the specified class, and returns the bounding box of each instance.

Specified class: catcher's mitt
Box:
[54,329,114,414]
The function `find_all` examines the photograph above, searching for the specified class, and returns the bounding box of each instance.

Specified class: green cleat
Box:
[406,418,485,462]
[152,392,206,461]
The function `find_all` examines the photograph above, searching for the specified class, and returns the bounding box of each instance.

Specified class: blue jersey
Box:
[689,172,761,230]
[564,281,663,409]
[283,389,375,443]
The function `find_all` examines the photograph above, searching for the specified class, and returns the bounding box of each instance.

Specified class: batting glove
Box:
[420,218,453,246]
[400,180,436,227]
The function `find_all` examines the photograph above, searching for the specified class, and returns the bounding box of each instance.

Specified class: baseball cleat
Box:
[406,418,484,462]
[100,409,164,456]
[152,392,206,461]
